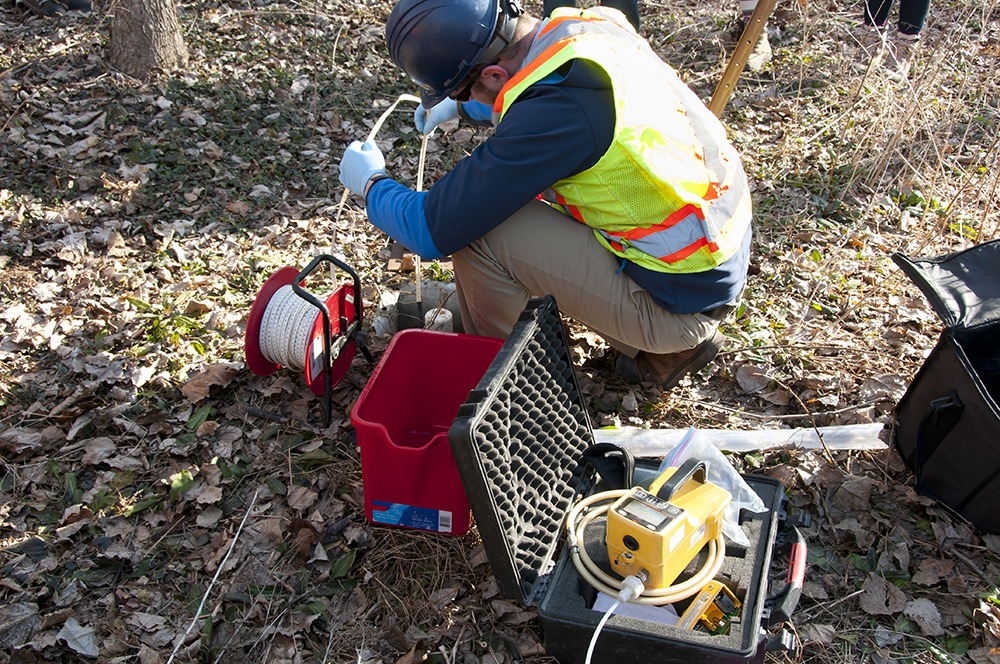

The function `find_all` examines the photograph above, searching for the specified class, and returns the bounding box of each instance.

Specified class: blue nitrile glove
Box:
[414,98,459,135]
[339,140,386,197]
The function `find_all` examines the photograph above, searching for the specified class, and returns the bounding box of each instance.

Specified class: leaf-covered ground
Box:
[2,0,999,662]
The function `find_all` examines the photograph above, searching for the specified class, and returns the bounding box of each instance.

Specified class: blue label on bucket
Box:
[372,501,453,533]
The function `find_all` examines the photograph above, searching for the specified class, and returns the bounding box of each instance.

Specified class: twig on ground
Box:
[244,406,291,423]
[826,587,866,610]
[763,373,845,472]
[942,543,995,586]
[166,489,260,664]
[673,395,882,422]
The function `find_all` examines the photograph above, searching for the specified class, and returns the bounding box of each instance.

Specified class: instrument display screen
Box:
[616,490,682,531]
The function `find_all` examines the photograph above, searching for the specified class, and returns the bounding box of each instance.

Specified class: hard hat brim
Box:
[419,86,449,109]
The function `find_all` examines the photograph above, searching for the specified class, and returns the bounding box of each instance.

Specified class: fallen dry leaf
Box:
[858,573,908,616]
[974,600,1000,643]
[799,623,836,644]
[0,602,40,649]
[911,558,955,587]
[195,485,224,505]
[287,486,319,512]
[196,506,223,528]
[967,648,1000,664]
[735,363,770,393]
[0,428,42,454]
[395,644,422,664]
[196,420,220,436]
[830,475,879,513]
[517,634,545,657]
[180,362,241,402]
[136,644,164,664]
[80,437,117,466]
[903,598,945,636]
[56,617,99,658]
[225,200,251,215]
[427,585,460,610]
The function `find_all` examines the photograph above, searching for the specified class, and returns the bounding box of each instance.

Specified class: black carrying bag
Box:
[891,239,1000,534]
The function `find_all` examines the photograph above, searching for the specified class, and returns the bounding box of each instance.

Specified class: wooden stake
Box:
[707,0,779,118]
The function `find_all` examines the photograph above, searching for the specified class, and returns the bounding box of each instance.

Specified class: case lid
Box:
[448,296,594,605]
[892,239,1000,331]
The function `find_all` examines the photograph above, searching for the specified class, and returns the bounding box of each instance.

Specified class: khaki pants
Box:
[452,200,722,358]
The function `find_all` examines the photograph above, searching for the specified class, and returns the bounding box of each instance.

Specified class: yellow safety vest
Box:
[493,7,752,273]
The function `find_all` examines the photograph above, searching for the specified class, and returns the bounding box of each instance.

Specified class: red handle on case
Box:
[787,540,806,586]
[768,526,806,626]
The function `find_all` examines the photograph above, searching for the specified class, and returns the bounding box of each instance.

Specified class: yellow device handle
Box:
[650,458,707,500]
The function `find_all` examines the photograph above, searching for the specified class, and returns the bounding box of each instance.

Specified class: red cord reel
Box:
[245,255,371,424]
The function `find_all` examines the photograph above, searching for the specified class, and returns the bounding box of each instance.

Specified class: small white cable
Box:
[333,93,422,228]
[366,94,421,144]
[585,599,619,664]
[584,573,646,664]
[330,93,426,282]
[416,132,429,193]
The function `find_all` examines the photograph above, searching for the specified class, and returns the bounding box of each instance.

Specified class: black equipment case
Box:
[891,240,1000,534]
[448,297,805,663]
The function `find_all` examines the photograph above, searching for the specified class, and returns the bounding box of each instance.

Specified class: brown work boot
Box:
[886,31,920,81]
[614,330,726,389]
[853,24,886,73]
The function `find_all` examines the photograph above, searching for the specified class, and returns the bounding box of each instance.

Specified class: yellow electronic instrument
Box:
[605,459,731,589]
[676,580,743,634]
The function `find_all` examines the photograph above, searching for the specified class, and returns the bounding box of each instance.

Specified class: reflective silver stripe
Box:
[598,211,708,260]
[673,81,747,243]
[696,163,751,243]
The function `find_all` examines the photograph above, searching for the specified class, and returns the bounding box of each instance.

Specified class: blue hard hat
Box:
[386,0,523,107]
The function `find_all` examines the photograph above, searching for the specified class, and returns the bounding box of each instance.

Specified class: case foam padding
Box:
[449,297,596,602]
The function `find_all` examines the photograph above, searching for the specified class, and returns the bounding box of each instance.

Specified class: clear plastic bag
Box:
[654,427,766,547]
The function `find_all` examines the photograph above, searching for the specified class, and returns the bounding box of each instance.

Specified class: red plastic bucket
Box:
[351,329,502,535]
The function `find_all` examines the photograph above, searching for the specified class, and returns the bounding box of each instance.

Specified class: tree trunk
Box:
[108,0,188,80]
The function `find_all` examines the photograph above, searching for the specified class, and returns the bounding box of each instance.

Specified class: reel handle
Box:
[291,254,368,426]
[292,253,365,327]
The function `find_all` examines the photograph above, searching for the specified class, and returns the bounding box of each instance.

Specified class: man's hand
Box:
[415,99,459,135]
[339,140,386,197]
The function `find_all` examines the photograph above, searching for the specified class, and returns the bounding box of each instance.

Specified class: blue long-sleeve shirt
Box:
[365,59,751,314]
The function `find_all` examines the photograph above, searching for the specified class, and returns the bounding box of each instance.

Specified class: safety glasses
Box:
[449,66,484,102]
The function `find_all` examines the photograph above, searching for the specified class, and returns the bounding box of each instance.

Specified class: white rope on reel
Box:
[258,284,323,371]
